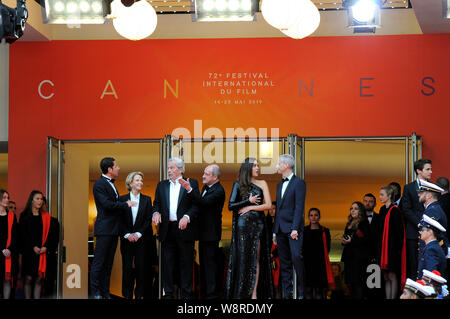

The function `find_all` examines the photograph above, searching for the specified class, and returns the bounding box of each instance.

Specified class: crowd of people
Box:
[0,189,60,299]
[336,159,450,300]
[1,156,449,300]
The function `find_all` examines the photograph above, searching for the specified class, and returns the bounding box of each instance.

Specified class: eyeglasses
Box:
[419,227,430,233]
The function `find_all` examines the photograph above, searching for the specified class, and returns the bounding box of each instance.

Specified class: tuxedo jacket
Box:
[273,175,306,235]
[401,181,424,239]
[119,193,153,240]
[190,182,225,242]
[367,212,381,262]
[152,178,200,242]
[93,176,128,236]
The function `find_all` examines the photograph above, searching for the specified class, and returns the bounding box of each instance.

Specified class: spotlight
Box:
[343,0,382,33]
[193,0,257,22]
[0,0,28,44]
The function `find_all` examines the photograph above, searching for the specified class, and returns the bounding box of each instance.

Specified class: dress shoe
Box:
[93,295,103,299]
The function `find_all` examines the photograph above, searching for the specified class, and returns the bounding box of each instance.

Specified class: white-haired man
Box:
[152,157,200,299]
[273,154,306,299]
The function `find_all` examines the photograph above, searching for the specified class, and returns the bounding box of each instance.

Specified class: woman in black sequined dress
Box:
[225,158,274,299]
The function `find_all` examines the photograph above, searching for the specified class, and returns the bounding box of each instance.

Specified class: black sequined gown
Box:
[225,182,274,299]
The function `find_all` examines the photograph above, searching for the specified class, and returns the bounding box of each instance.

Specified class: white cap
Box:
[419,179,445,193]
[423,270,447,284]
[404,279,436,297]
[418,214,446,232]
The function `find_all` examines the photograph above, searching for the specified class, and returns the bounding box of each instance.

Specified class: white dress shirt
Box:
[281,172,294,198]
[169,177,182,221]
[102,174,118,198]
[124,192,142,239]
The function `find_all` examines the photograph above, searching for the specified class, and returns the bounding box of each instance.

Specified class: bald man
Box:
[180,164,225,299]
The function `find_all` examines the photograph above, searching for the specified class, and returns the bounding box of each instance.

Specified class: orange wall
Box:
[8,35,450,210]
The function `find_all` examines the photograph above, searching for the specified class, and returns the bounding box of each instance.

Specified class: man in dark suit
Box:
[90,157,136,299]
[152,157,199,299]
[437,177,450,219]
[363,193,383,299]
[179,164,225,299]
[119,171,154,299]
[400,158,432,280]
[273,154,306,299]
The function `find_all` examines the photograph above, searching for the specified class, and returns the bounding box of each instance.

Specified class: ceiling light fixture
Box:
[343,0,382,33]
[443,0,450,18]
[261,0,320,40]
[43,0,108,24]
[109,0,157,40]
[193,0,257,22]
[281,0,320,39]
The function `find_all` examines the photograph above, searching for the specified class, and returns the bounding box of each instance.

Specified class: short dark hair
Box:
[364,193,376,204]
[414,159,432,174]
[100,157,115,174]
[436,177,449,192]
[308,207,321,218]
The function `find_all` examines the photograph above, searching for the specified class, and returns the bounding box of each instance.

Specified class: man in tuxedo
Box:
[152,157,199,299]
[179,164,225,299]
[273,154,306,299]
[90,157,136,299]
[401,158,432,280]
[363,193,383,299]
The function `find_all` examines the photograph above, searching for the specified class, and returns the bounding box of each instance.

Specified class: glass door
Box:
[46,137,65,299]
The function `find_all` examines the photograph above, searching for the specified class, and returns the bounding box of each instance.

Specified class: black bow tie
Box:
[282,178,289,183]
[105,177,115,184]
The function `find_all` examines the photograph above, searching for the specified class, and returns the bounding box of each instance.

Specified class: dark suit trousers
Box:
[277,232,305,299]
[199,241,219,299]
[120,238,146,299]
[90,235,118,298]
[161,222,194,299]
[406,238,419,280]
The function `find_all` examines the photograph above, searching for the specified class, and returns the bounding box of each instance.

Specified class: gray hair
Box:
[168,157,185,173]
[126,171,144,191]
[279,154,295,169]
[209,164,221,178]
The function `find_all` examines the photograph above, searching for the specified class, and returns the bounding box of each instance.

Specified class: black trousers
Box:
[90,235,118,298]
[120,238,147,299]
[276,232,305,299]
[199,241,219,299]
[161,222,194,299]
[406,238,419,280]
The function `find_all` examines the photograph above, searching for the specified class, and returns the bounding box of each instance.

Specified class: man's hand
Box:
[40,247,47,254]
[33,246,41,255]
[272,235,277,246]
[179,216,190,230]
[127,200,138,208]
[179,178,192,192]
[152,212,161,225]
[290,230,298,240]
[2,249,11,258]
